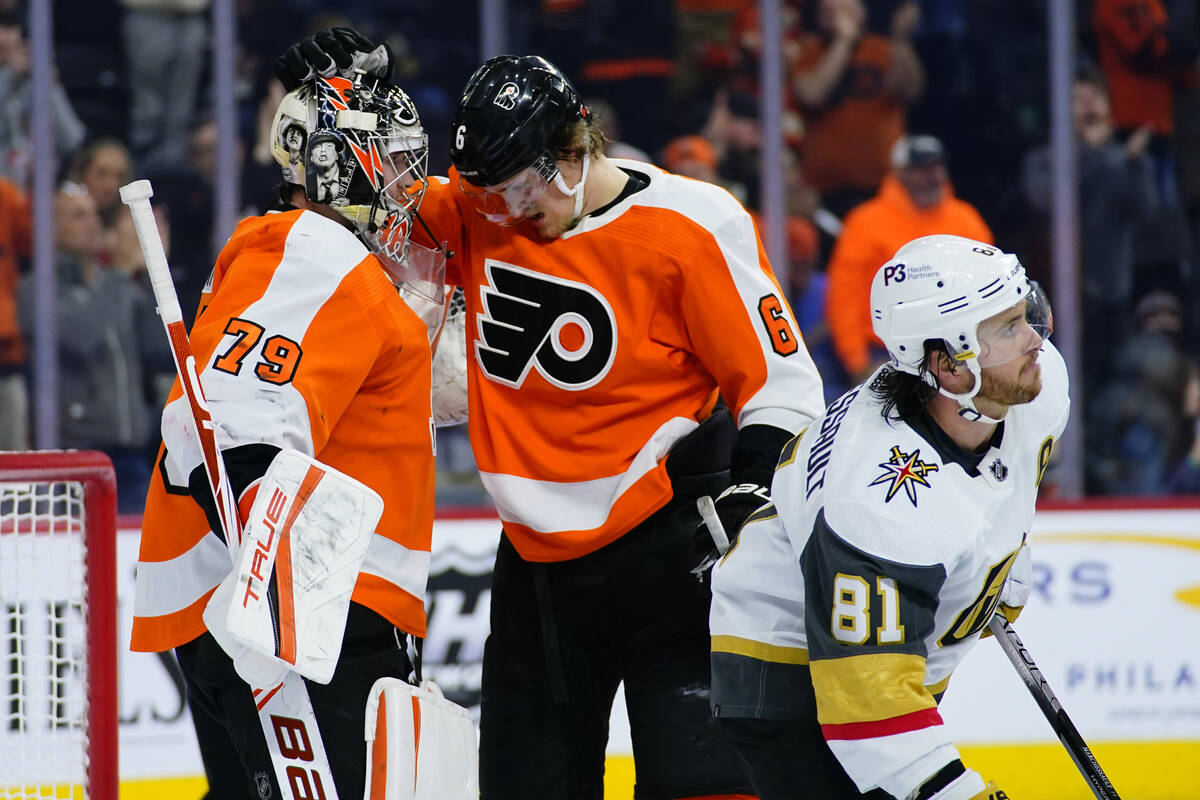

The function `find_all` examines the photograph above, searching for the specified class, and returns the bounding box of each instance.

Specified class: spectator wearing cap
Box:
[824,133,992,381]
[790,0,924,218]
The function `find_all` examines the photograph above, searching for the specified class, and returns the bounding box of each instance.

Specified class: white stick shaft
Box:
[698,495,730,553]
[120,180,184,325]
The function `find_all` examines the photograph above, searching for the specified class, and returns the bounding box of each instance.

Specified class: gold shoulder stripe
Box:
[711,635,809,664]
[746,503,778,524]
[777,430,806,470]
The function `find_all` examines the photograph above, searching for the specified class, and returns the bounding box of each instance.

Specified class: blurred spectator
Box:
[67,138,134,263]
[1166,360,1200,493]
[777,214,851,403]
[1021,70,1158,399]
[0,175,29,449]
[144,118,223,322]
[524,0,675,155]
[586,97,653,162]
[1091,0,1200,207]
[17,183,168,510]
[1087,290,1197,495]
[703,88,761,207]
[824,134,992,381]
[121,0,209,171]
[662,134,718,181]
[790,0,924,218]
[0,10,86,185]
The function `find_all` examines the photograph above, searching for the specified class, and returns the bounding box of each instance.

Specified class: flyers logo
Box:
[476,261,616,390]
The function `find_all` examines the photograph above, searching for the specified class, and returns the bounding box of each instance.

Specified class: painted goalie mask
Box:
[271,74,444,302]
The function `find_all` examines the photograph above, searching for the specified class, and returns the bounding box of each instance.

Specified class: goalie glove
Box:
[273,26,393,91]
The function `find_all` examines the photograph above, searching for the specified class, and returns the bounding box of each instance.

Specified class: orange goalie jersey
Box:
[131,209,436,653]
[416,160,825,562]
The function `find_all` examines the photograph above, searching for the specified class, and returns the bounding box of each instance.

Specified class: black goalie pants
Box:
[175,602,414,800]
[478,498,754,800]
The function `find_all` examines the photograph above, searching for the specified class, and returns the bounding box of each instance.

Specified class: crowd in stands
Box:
[2,0,1199,509]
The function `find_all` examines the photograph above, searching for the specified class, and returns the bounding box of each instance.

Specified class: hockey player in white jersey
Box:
[709,234,1070,800]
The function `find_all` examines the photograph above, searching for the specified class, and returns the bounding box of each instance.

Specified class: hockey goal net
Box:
[0,451,118,800]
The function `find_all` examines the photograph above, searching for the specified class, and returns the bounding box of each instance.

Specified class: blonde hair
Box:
[553,118,607,161]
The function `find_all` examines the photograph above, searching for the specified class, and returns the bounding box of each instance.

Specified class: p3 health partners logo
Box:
[422,537,497,719]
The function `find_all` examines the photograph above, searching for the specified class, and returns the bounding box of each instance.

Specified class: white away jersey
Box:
[710,342,1069,798]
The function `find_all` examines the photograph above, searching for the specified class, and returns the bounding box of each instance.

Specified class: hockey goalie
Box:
[129,59,473,800]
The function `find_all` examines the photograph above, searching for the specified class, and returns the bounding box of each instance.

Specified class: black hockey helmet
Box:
[449,55,588,187]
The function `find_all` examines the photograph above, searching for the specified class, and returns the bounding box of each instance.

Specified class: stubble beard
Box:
[979,362,1043,407]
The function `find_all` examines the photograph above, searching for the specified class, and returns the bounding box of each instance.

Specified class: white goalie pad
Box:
[363,678,479,800]
[202,448,383,685]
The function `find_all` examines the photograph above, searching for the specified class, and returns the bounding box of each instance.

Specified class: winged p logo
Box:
[493,82,520,110]
[475,261,617,390]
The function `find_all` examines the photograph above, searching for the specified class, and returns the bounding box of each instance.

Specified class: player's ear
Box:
[927,348,959,383]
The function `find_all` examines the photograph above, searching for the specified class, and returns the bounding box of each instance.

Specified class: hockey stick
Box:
[120,180,340,800]
[987,614,1121,800]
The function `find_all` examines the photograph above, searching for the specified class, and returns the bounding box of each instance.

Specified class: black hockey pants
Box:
[176,602,415,800]
[478,496,754,800]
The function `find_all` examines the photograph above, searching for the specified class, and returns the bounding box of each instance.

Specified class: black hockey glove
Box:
[688,481,771,577]
[273,26,393,91]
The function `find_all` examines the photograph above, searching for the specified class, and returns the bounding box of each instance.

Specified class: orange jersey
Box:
[132,210,435,653]
[416,160,824,562]
[791,33,907,194]
[0,178,30,368]
[1093,0,1175,133]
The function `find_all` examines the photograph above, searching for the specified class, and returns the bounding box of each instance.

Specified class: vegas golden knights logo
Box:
[939,548,1021,646]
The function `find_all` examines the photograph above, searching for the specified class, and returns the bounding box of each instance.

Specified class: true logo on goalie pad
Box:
[243,487,288,611]
[221,448,383,685]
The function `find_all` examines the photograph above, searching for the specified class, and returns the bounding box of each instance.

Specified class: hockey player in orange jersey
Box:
[131,68,449,799]
[276,29,826,800]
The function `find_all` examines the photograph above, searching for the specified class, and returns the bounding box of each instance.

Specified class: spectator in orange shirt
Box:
[0,176,30,449]
[1092,0,1200,206]
[791,0,924,218]
[825,134,992,381]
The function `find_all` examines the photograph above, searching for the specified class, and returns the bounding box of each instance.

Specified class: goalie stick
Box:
[120,180,340,800]
[987,614,1122,800]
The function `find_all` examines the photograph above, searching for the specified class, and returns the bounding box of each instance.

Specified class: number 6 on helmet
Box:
[363,678,478,799]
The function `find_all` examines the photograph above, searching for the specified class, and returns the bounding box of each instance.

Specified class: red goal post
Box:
[0,451,118,800]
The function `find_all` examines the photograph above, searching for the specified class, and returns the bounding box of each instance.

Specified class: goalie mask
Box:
[870,234,1053,421]
[271,74,444,302]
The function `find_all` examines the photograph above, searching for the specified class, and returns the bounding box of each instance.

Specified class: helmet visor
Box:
[975,281,1053,368]
[457,160,556,225]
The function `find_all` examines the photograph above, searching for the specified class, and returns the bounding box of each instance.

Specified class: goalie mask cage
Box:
[0,451,118,800]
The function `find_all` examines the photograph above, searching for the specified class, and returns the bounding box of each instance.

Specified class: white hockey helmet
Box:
[270,73,444,302]
[870,234,1052,418]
